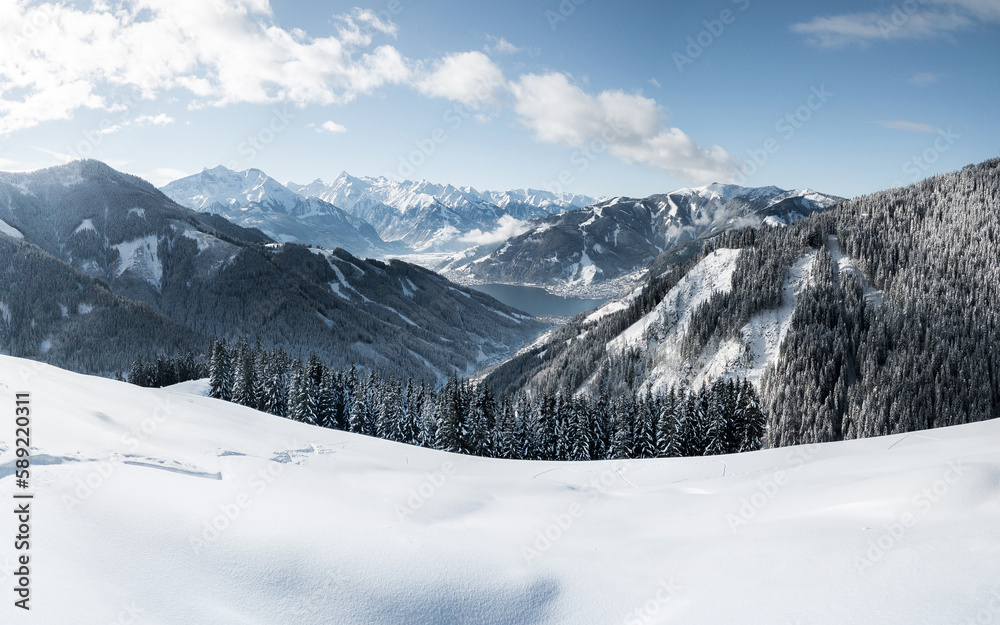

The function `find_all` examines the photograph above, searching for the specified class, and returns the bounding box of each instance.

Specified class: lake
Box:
[468,283,607,318]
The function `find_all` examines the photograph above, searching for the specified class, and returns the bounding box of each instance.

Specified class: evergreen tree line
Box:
[128,351,206,388]
[202,337,766,461]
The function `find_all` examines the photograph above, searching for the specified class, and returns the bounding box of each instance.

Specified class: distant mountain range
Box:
[287,172,599,251]
[163,166,599,254]
[0,161,544,378]
[160,166,394,255]
[439,184,842,296]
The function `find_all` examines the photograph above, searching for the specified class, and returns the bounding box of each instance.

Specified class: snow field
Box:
[0,356,997,624]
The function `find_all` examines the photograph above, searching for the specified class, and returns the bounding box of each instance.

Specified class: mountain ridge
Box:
[0,160,546,379]
[439,183,843,296]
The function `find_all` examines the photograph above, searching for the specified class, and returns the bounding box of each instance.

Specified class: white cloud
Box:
[143,167,189,186]
[317,121,347,134]
[0,2,741,185]
[483,36,521,55]
[511,73,739,184]
[878,120,941,134]
[647,78,661,88]
[909,71,941,86]
[0,0,411,135]
[98,123,124,136]
[459,215,531,246]
[792,0,999,46]
[91,113,173,136]
[135,114,174,126]
[415,51,507,109]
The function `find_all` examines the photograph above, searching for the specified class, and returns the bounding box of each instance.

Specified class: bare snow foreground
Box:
[0,355,998,624]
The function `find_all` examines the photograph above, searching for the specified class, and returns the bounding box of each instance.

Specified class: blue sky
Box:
[0,0,997,199]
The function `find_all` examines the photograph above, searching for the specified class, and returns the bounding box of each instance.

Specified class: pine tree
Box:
[315,368,338,429]
[635,393,657,458]
[400,379,422,445]
[129,356,147,388]
[378,381,403,441]
[434,378,462,453]
[535,391,557,460]
[348,371,368,434]
[231,339,258,408]
[571,399,592,460]
[739,380,766,452]
[259,348,290,417]
[288,362,318,426]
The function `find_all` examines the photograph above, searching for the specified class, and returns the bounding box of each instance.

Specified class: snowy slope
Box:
[597,248,818,394]
[626,235,880,393]
[488,229,894,404]
[1,355,997,624]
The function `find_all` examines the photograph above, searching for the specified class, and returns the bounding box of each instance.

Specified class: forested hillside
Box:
[0,161,545,379]
[487,159,1000,448]
[766,158,1000,445]
[0,235,205,373]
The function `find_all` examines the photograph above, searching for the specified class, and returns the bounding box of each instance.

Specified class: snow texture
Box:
[0,355,997,624]
[0,218,24,239]
[113,235,163,287]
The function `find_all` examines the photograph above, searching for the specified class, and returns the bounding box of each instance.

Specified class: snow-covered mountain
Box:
[487,159,1000,449]
[287,172,600,252]
[441,183,842,295]
[290,172,597,218]
[2,353,997,624]
[0,161,545,379]
[514,236,878,398]
[161,166,392,256]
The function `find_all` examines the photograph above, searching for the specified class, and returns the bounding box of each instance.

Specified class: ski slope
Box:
[0,355,997,624]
